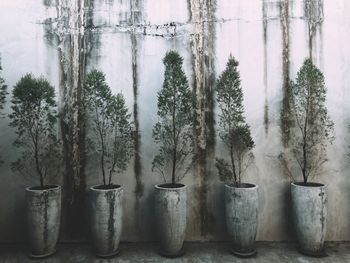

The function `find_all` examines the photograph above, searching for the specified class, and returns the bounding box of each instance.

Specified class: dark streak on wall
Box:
[304,0,324,61]
[189,0,216,238]
[205,0,217,238]
[84,0,101,66]
[130,0,144,236]
[262,1,269,135]
[55,0,88,239]
[280,0,292,147]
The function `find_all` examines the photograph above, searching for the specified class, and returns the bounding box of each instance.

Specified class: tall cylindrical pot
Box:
[225,183,258,257]
[90,185,123,258]
[291,182,327,256]
[154,183,187,257]
[26,185,61,258]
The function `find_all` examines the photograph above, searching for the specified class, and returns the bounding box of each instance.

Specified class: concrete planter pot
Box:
[25,185,61,258]
[90,185,123,258]
[90,185,123,257]
[225,183,258,257]
[291,182,327,256]
[154,183,187,257]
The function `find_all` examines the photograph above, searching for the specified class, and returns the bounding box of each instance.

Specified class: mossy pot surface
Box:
[90,184,123,258]
[154,183,187,257]
[291,182,327,257]
[26,185,61,258]
[225,183,258,257]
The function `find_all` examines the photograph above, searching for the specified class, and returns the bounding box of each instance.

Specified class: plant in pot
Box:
[83,70,134,257]
[215,55,257,257]
[152,50,195,257]
[9,74,62,258]
[281,58,334,256]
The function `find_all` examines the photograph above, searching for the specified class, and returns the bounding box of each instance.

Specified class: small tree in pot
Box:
[283,58,334,256]
[152,50,195,257]
[9,74,62,258]
[215,55,258,257]
[84,70,134,257]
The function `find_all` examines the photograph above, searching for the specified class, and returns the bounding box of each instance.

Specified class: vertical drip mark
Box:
[189,0,216,238]
[131,34,143,200]
[106,191,116,252]
[43,191,49,251]
[84,0,100,68]
[205,0,216,237]
[262,1,269,135]
[304,0,324,62]
[206,0,216,155]
[280,0,292,147]
[130,0,144,237]
[54,0,87,239]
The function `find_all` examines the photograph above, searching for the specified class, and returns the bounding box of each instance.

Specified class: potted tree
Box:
[283,58,334,256]
[9,74,62,258]
[152,51,195,257]
[83,70,134,257]
[215,55,258,257]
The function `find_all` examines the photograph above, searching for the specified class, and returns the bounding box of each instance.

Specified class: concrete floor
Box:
[0,242,349,262]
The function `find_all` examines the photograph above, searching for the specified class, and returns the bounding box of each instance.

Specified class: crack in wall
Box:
[189,0,216,239]
[38,18,250,39]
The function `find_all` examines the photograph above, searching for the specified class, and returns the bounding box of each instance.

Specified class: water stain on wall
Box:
[54,0,88,239]
[188,0,216,239]
[280,0,292,148]
[262,1,269,135]
[304,0,324,61]
[130,0,144,236]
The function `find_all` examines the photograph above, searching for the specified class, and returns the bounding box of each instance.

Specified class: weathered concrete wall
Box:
[0,0,350,242]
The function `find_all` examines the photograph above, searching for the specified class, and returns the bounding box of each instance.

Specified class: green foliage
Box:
[83,70,134,186]
[9,74,61,188]
[152,51,195,184]
[288,58,334,183]
[0,73,7,115]
[215,55,254,185]
[280,81,293,146]
[0,70,8,165]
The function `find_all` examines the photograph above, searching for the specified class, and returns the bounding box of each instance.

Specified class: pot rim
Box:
[90,184,123,191]
[25,185,61,192]
[291,182,326,188]
[155,183,186,190]
[225,183,258,189]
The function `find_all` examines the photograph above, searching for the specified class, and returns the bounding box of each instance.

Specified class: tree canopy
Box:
[215,55,254,186]
[152,51,195,184]
[288,58,334,183]
[83,70,134,186]
[9,74,60,188]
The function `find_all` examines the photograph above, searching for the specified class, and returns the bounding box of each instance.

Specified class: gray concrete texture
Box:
[225,184,259,255]
[90,186,123,257]
[0,242,349,262]
[155,184,187,256]
[1,0,350,242]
